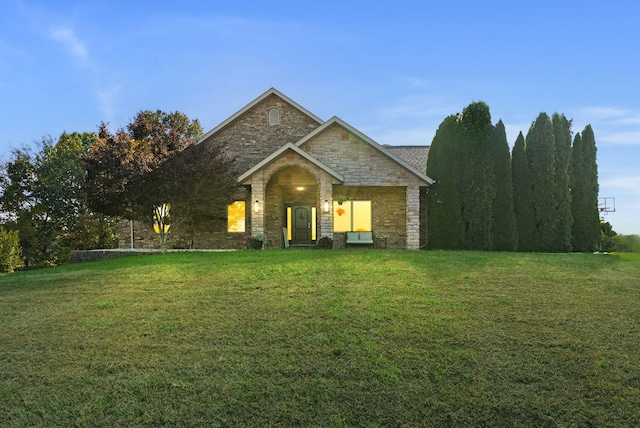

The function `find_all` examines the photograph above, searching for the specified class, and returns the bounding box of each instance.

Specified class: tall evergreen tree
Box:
[550,113,573,252]
[490,121,517,251]
[526,113,558,252]
[458,102,494,250]
[571,126,600,251]
[512,132,536,251]
[426,115,464,249]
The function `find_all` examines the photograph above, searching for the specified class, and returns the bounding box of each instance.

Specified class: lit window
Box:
[227,201,246,232]
[268,108,280,126]
[311,207,317,241]
[153,203,171,234]
[333,201,371,232]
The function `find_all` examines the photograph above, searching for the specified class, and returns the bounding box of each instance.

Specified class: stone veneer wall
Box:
[117,189,252,250]
[334,185,407,249]
[199,93,321,173]
[300,123,427,249]
[300,124,423,187]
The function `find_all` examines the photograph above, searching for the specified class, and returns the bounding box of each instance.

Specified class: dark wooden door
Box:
[292,206,311,244]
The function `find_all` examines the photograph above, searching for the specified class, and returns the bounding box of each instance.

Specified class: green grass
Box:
[1,250,639,427]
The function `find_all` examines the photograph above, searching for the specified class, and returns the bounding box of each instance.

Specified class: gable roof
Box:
[237,143,344,185]
[384,145,430,173]
[196,87,324,144]
[296,116,435,185]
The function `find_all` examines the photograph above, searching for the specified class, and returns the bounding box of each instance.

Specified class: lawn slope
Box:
[1,251,639,427]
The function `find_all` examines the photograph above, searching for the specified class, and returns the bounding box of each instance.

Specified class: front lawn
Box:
[1,251,638,426]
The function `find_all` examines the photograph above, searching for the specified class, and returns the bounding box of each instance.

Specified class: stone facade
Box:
[117,88,433,251]
[300,122,427,249]
[199,93,322,174]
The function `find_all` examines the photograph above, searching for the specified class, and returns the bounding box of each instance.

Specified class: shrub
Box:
[247,234,264,250]
[0,227,24,273]
[316,236,333,249]
[613,234,640,253]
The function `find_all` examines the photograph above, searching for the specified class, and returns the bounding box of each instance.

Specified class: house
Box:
[118,88,433,250]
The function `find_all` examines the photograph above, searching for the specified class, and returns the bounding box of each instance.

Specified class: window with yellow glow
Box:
[227,201,246,232]
[311,207,317,241]
[333,201,371,232]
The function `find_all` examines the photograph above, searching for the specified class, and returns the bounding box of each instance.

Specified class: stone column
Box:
[251,171,265,236]
[406,185,420,250]
[319,171,334,239]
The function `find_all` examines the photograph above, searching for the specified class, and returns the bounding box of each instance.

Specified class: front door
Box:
[292,206,311,244]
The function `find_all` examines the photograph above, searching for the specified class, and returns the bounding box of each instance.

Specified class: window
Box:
[227,201,246,232]
[333,201,371,232]
[153,203,171,234]
[268,108,280,126]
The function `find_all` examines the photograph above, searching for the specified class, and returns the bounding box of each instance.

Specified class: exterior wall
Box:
[301,123,424,187]
[118,219,157,249]
[334,186,408,250]
[301,124,427,249]
[118,188,252,250]
[200,93,321,174]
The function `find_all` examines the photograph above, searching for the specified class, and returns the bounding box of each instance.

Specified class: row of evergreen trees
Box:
[426,102,600,252]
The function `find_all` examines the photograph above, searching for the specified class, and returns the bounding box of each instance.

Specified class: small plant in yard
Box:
[247,233,265,249]
[0,227,23,273]
[316,236,333,249]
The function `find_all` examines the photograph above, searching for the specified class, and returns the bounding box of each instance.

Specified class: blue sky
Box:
[1,0,638,235]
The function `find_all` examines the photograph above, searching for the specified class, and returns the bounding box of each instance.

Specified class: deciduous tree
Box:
[0,132,116,267]
[83,110,239,250]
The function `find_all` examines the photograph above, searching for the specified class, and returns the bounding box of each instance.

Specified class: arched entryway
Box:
[264,166,320,248]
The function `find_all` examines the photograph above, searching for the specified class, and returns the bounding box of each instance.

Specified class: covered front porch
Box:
[266,166,323,248]
[238,143,424,250]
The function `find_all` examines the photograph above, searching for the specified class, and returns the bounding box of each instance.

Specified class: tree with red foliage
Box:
[83,110,238,249]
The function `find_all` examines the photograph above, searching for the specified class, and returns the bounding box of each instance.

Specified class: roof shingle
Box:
[383,145,430,173]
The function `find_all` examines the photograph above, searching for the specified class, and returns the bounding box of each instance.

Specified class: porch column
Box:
[251,171,265,236]
[406,185,420,250]
[319,171,334,238]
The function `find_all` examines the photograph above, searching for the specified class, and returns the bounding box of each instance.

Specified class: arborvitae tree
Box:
[426,115,464,249]
[551,113,573,252]
[512,132,536,251]
[489,121,517,251]
[571,126,600,251]
[458,102,494,250]
[526,113,558,252]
